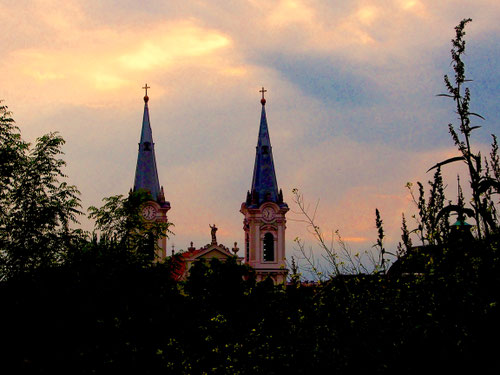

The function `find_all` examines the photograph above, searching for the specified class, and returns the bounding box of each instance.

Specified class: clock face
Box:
[262,207,275,221]
[142,205,157,221]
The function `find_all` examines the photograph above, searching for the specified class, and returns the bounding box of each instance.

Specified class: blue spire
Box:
[247,91,284,207]
[133,93,161,201]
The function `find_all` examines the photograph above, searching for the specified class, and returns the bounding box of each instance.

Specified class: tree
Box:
[0,103,83,279]
[88,190,173,263]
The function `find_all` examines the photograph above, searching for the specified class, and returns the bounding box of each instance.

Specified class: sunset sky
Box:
[1,0,499,269]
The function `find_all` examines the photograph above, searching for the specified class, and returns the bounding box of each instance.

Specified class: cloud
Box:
[261,53,382,106]
[2,0,499,264]
[2,3,236,108]
[118,22,231,71]
[266,0,315,27]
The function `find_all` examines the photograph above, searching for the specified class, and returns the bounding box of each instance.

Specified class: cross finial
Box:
[142,84,150,103]
[259,86,267,105]
[260,86,267,99]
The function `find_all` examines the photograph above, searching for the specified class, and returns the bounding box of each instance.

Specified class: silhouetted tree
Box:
[0,103,83,279]
[88,190,173,263]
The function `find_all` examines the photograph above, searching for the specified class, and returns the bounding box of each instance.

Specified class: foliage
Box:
[428,18,499,239]
[2,233,499,373]
[0,104,83,279]
[373,208,387,273]
[2,19,500,374]
[88,190,173,263]
[405,167,451,247]
[396,213,412,257]
[291,188,382,280]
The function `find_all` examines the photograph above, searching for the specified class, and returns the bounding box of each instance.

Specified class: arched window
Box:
[263,233,275,262]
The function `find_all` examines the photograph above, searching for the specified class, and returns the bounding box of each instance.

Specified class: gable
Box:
[195,248,231,260]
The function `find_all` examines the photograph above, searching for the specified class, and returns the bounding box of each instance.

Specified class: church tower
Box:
[133,84,171,259]
[240,88,289,283]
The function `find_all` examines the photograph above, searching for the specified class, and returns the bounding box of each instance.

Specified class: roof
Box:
[133,96,161,201]
[182,243,234,260]
[172,243,242,281]
[246,99,286,208]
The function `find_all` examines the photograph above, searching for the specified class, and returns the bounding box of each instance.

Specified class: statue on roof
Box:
[210,224,218,245]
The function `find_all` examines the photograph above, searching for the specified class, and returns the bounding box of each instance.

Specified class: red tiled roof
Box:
[170,244,239,281]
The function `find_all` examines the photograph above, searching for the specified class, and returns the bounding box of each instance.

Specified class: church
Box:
[132,85,289,284]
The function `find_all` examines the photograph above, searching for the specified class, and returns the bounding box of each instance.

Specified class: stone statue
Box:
[210,224,218,245]
[232,242,239,255]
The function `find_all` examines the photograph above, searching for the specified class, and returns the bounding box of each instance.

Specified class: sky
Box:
[1,0,499,271]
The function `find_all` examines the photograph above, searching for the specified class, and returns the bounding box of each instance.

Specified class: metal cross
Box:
[259,86,267,100]
[142,83,150,96]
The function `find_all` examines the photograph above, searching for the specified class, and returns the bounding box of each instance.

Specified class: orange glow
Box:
[356,6,378,25]
[5,18,234,106]
[119,24,231,71]
[342,237,369,243]
[400,0,427,16]
[267,0,315,26]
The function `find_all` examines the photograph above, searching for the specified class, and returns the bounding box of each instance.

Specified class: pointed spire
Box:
[133,85,161,201]
[249,87,281,207]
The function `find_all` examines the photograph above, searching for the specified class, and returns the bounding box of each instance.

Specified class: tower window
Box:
[246,233,250,262]
[263,232,275,262]
[262,145,269,154]
[144,142,151,151]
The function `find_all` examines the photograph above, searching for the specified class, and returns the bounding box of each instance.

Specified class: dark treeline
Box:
[1,19,500,373]
[2,238,500,373]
